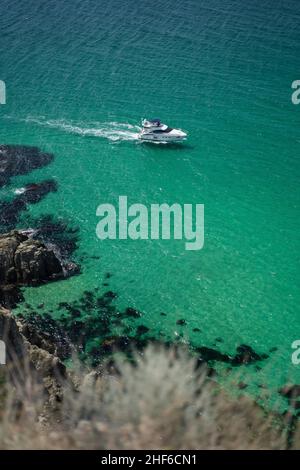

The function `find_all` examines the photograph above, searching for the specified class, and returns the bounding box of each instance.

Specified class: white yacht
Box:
[139,119,187,143]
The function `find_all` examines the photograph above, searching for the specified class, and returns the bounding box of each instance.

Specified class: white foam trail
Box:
[16,115,141,142]
[14,187,26,195]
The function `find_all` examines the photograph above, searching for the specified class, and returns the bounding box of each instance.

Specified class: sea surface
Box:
[1,0,300,405]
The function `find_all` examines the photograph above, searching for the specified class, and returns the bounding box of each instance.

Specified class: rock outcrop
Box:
[0,229,79,309]
[0,231,63,286]
[0,307,70,405]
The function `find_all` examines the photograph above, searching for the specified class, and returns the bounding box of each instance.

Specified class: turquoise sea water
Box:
[1,0,300,401]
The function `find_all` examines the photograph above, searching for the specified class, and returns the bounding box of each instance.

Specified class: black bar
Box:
[0,450,298,466]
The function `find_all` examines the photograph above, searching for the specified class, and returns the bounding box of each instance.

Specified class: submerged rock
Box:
[0,180,57,232]
[124,307,142,318]
[196,343,269,367]
[231,344,269,365]
[136,325,150,336]
[0,145,53,188]
[25,214,80,262]
[196,346,230,363]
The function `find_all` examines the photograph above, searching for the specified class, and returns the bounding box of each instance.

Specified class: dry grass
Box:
[0,345,289,450]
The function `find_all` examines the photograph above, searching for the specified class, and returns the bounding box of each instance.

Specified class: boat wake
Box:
[7,115,141,142]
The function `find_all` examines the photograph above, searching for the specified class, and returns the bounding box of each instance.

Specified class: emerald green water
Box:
[1,0,300,399]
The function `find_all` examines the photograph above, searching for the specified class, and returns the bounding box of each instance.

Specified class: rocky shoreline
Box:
[0,230,79,309]
[0,230,65,285]
[0,306,74,409]
[0,143,75,416]
[0,144,80,308]
[0,144,82,408]
[1,306,300,449]
[1,143,300,448]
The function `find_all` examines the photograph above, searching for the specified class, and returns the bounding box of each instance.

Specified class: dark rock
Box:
[0,285,24,309]
[62,260,80,276]
[231,344,269,366]
[279,384,300,448]
[104,291,117,300]
[52,290,150,364]
[0,145,53,188]
[279,385,300,408]
[195,343,269,367]
[17,312,72,360]
[176,319,186,326]
[0,180,57,232]
[238,382,248,390]
[30,214,79,258]
[0,307,27,362]
[136,325,150,336]
[0,230,63,286]
[14,239,62,284]
[0,307,71,405]
[196,346,230,363]
[125,307,142,319]
[0,229,80,288]
[58,302,71,310]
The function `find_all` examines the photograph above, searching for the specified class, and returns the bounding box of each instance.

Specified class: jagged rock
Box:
[0,307,70,405]
[0,284,24,309]
[17,312,72,360]
[0,307,27,362]
[14,238,62,284]
[0,230,63,286]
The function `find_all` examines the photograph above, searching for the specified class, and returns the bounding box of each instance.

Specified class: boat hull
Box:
[138,133,187,143]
